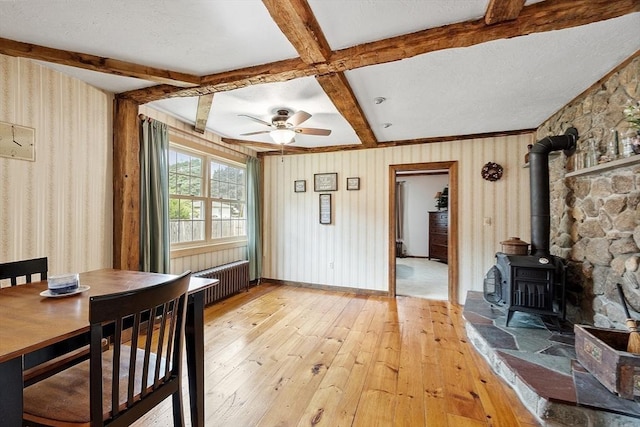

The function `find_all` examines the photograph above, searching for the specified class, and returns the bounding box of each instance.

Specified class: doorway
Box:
[388,162,458,303]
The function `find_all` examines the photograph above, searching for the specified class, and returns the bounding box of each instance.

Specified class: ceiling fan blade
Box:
[238,114,272,127]
[287,110,311,127]
[240,130,271,136]
[295,127,332,136]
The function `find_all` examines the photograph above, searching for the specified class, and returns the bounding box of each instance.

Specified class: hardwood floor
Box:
[133,283,540,426]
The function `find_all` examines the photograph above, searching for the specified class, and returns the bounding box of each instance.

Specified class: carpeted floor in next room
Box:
[396,257,448,300]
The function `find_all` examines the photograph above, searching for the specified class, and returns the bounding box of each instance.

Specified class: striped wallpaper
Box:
[263,134,536,303]
[0,54,113,278]
[1,52,540,302]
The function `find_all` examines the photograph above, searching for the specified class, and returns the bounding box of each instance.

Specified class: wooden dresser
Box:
[428,211,448,263]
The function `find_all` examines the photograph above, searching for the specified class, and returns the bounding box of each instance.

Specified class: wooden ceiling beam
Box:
[484,0,526,25]
[258,128,536,156]
[329,0,640,70]
[316,72,377,147]
[121,57,318,103]
[0,37,200,88]
[263,1,378,149]
[120,0,639,103]
[194,94,214,134]
[262,0,332,64]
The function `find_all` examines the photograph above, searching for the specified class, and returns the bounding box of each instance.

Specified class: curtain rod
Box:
[138,114,252,159]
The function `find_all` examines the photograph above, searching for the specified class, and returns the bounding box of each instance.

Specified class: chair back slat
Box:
[153,303,169,386]
[127,312,141,405]
[164,303,178,380]
[140,310,155,399]
[111,317,123,419]
[88,271,190,426]
[0,257,48,287]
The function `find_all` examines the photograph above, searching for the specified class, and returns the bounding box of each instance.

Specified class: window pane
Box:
[237,183,245,202]
[189,177,202,196]
[211,179,220,198]
[169,198,204,243]
[232,167,239,183]
[210,162,219,180]
[169,146,247,246]
[212,201,221,219]
[219,182,229,200]
[212,219,221,239]
[220,203,231,219]
[230,202,244,218]
[228,184,237,201]
[191,157,202,176]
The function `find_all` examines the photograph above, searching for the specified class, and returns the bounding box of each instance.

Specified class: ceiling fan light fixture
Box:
[270,128,296,144]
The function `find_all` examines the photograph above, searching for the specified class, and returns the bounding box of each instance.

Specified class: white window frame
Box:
[168,139,247,257]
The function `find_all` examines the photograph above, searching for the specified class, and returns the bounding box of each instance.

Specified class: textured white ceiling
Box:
[0,1,638,149]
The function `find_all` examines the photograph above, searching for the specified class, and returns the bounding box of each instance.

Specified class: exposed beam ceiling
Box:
[316,72,377,148]
[262,0,332,64]
[194,94,214,134]
[0,36,200,88]
[117,0,640,104]
[0,0,637,155]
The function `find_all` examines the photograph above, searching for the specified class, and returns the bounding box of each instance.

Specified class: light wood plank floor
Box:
[133,283,540,426]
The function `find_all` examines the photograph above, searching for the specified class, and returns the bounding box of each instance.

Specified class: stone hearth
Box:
[464,291,640,426]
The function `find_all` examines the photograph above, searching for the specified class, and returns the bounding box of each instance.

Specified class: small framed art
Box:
[319,194,331,224]
[294,180,306,192]
[346,177,360,191]
[314,173,338,192]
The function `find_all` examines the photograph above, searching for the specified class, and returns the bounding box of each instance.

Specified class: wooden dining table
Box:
[0,268,218,427]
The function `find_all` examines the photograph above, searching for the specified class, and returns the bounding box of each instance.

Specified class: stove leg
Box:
[506,309,515,327]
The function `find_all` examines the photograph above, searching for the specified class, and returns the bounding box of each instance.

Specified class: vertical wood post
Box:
[113,97,140,270]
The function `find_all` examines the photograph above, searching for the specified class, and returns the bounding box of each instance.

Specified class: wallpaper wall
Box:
[0,53,113,278]
[262,134,536,303]
[0,50,539,300]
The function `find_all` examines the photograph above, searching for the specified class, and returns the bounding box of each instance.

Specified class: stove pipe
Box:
[529,128,578,257]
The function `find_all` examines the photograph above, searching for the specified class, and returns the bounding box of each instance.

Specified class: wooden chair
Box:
[0,257,95,385]
[23,271,191,427]
[0,257,47,287]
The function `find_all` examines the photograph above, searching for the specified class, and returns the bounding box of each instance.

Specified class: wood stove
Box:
[485,253,566,326]
[484,128,578,327]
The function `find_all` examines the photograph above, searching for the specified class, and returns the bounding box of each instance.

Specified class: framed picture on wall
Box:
[314,173,338,192]
[319,194,331,224]
[294,180,306,193]
[346,177,360,190]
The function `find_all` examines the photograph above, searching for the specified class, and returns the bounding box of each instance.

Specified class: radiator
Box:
[194,260,250,305]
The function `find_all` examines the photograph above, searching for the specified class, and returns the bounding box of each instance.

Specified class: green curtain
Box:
[140,118,170,273]
[246,156,262,281]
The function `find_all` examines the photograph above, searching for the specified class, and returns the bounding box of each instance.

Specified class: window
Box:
[168,145,246,247]
[210,160,246,239]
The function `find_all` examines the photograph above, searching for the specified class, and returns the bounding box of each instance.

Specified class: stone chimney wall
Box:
[536,54,640,328]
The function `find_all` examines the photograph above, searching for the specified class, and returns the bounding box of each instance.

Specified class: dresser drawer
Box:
[430,211,448,223]
[429,244,448,262]
[430,233,447,246]
[428,211,448,263]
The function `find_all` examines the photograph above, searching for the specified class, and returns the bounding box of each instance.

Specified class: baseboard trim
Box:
[262,278,388,297]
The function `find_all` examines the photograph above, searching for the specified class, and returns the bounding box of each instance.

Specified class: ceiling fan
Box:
[239,109,331,144]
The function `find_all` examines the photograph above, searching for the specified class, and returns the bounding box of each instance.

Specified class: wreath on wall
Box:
[481,162,503,182]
